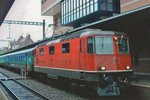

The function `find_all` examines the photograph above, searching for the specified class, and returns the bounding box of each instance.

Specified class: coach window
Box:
[23,56,25,61]
[87,37,95,53]
[62,43,70,53]
[40,48,44,55]
[49,46,55,54]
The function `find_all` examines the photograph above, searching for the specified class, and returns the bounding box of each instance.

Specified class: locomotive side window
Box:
[39,48,44,55]
[87,37,95,53]
[95,36,113,54]
[118,38,129,54]
[49,46,55,54]
[62,43,70,53]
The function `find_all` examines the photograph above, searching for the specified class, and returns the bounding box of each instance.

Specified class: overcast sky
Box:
[0,0,53,48]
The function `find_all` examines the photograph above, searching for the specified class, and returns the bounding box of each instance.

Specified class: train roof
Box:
[37,29,126,47]
[52,29,126,40]
[0,47,34,57]
[78,29,125,37]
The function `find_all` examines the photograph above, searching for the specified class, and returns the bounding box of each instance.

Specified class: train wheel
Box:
[118,78,131,96]
[96,82,120,96]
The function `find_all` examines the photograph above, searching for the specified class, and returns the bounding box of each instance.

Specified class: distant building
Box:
[41,0,73,34]
[0,47,10,54]
[10,34,34,50]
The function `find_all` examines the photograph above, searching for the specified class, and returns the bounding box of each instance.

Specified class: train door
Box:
[35,49,39,65]
[25,53,28,77]
[79,38,86,70]
[115,37,132,70]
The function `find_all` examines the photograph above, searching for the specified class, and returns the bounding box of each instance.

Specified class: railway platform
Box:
[132,64,150,87]
[0,89,7,100]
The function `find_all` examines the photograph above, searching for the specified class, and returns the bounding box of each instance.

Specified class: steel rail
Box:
[0,72,49,100]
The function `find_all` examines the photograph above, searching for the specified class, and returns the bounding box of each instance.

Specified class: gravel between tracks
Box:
[0,67,87,100]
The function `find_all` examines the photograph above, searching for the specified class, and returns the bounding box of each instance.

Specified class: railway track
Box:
[0,73,49,100]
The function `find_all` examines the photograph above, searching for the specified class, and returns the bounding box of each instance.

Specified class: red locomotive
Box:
[34,29,133,96]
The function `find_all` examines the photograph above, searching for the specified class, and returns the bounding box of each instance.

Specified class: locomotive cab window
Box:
[118,37,129,54]
[87,36,114,54]
[87,37,95,53]
[95,36,113,54]
[62,43,70,53]
[39,48,44,55]
[49,46,55,54]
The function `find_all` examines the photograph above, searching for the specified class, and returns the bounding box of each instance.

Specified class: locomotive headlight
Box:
[126,66,130,70]
[114,36,118,41]
[101,66,106,71]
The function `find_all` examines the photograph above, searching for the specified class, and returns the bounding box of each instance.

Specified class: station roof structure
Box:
[70,4,150,34]
[0,0,15,25]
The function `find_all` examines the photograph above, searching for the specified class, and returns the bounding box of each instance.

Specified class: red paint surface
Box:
[34,32,132,72]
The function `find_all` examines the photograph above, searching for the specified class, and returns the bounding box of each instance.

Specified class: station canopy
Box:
[70,4,150,34]
[0,0,15,25]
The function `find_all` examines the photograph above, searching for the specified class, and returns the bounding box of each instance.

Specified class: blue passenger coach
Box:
[0,48,34,72]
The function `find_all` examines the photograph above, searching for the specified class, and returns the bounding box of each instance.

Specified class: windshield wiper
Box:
[101,36,104,49]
